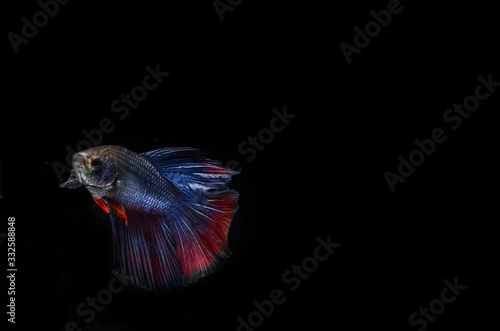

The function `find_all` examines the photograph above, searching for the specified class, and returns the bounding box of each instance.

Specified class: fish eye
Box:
[90,157,102,170]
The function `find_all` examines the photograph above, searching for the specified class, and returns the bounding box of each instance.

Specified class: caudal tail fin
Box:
[169,189,238,284]
[141,147,239,286]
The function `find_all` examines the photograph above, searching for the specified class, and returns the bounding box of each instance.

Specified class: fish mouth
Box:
[60,153,87,188]
[59,170,83,189]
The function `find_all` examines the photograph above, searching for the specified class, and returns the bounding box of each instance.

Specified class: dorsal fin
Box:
[141,147,238,195]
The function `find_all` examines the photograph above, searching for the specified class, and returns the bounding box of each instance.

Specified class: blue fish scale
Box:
[114,147,182,214]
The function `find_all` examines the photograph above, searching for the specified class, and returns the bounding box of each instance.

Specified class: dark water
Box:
[1,1,497,330]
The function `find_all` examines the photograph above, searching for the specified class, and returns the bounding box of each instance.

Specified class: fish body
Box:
[61,145,238,292]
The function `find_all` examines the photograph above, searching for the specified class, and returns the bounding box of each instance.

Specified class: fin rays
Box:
[108,147,238,292]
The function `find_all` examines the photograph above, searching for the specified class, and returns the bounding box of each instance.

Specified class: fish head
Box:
[60,148,118,189]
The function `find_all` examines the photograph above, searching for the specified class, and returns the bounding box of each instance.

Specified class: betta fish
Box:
[60,145,238,292]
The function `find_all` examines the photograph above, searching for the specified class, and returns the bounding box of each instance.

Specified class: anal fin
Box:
[109,210,183,292]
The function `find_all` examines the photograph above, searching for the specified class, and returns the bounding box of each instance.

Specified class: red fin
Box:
[109,202,128,227]
[93,198,109,213]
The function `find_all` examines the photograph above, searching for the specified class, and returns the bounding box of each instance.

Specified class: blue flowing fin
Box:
[109,208,184,292]
[141,147,239,199]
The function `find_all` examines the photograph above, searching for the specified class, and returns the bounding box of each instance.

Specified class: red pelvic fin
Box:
[94,197,128,227]
[93,198,110,213]
[109,202,128,227]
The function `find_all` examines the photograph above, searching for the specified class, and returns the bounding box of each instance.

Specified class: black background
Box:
[1,0,498,330]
